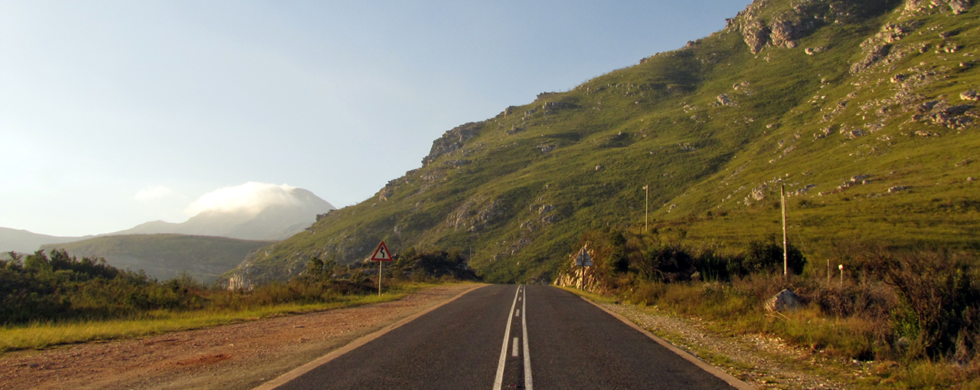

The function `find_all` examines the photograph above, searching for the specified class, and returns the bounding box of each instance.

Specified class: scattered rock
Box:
[813,126,832,140]
[765,289,802,313]
[843,129,864,140]
[913,100,975,129]
[542,101,573,111]
[538,204,554,216]
[717,94,735,106]
[950,0,970,14]
[444,159,471,168]
[804,47,826,55]
[887,186,908,193]
[904,0,971,15]
[851,44,891,74]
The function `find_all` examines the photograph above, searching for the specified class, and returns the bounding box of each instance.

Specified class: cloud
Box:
[134,186,174,201]
[185,182,298,216]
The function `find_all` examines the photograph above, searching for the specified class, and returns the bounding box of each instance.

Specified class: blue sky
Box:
[0,1,752,236]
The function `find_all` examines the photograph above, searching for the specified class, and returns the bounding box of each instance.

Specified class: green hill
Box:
[226,0,980,285]
[41,235,274,283]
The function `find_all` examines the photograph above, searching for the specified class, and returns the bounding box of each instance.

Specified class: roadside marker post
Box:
[370,241,393,296]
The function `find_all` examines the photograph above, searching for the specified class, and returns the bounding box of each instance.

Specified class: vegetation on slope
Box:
[41,234,274,283]
[0,249,476,351]
[228,0,980,285]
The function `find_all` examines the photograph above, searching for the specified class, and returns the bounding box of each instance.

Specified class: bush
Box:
[390,248,478,281]
[742,236,806,276]
[878,250,980,361]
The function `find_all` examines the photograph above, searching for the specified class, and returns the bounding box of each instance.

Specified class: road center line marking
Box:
[492,286,521,390]
[516,309,520,317]
[522,286,533,390]
[512,337,519,357]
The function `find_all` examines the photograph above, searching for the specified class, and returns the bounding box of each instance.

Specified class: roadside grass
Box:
[565,280,980,389]
[0,282,440,353]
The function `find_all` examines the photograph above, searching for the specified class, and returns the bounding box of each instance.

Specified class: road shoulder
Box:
[0,283,484,390]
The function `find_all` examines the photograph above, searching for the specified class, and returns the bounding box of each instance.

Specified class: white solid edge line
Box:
[492,285,521,390]
[521,285,533,390]
[574,293,756,390]
[253,284,488,390]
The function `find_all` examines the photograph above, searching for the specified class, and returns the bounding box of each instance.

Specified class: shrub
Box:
[878,250,980,361]
[742,236,806,275]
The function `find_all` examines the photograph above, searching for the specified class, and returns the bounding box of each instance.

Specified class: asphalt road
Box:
[272,285,740,390]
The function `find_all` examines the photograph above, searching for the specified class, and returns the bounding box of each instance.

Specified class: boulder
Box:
[717,94,735,106]
[765,289,802,313]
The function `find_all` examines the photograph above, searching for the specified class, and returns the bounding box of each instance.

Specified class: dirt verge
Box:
[0,284,481,390]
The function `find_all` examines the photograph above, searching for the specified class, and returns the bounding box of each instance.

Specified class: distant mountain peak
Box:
[112,184,335,241]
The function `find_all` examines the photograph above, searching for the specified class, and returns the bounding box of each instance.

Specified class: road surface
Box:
[269,284,743,390]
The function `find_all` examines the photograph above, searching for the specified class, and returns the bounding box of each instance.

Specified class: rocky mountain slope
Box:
[227,0,980,285]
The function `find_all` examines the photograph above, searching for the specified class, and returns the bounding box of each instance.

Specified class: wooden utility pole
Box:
[643,185,649,231]
[781,185,788,280]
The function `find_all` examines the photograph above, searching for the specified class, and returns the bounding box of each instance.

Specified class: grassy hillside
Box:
[227,0,980,285]
[41,235,274,283]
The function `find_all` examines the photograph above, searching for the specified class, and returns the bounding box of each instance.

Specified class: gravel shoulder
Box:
[0,283,482,390]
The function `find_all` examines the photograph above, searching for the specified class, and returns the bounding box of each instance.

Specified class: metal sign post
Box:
[370,241,393,296]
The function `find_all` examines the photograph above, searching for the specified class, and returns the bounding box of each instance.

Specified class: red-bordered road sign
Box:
[371,241,393,261]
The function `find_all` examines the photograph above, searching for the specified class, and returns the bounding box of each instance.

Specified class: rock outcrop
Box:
[422,122,483,166]
[903,0,973,16]
[553,247,606,294]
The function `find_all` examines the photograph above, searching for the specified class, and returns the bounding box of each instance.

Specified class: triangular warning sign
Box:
[575,246,592,267]
[371,241,392,261]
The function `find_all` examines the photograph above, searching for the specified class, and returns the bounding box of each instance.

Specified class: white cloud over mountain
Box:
[184,182,301,216]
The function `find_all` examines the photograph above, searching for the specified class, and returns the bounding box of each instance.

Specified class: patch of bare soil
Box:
[602,302,853,390]
[0,284,481,390]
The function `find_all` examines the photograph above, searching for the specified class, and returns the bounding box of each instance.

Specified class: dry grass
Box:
[0,283,435,353]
